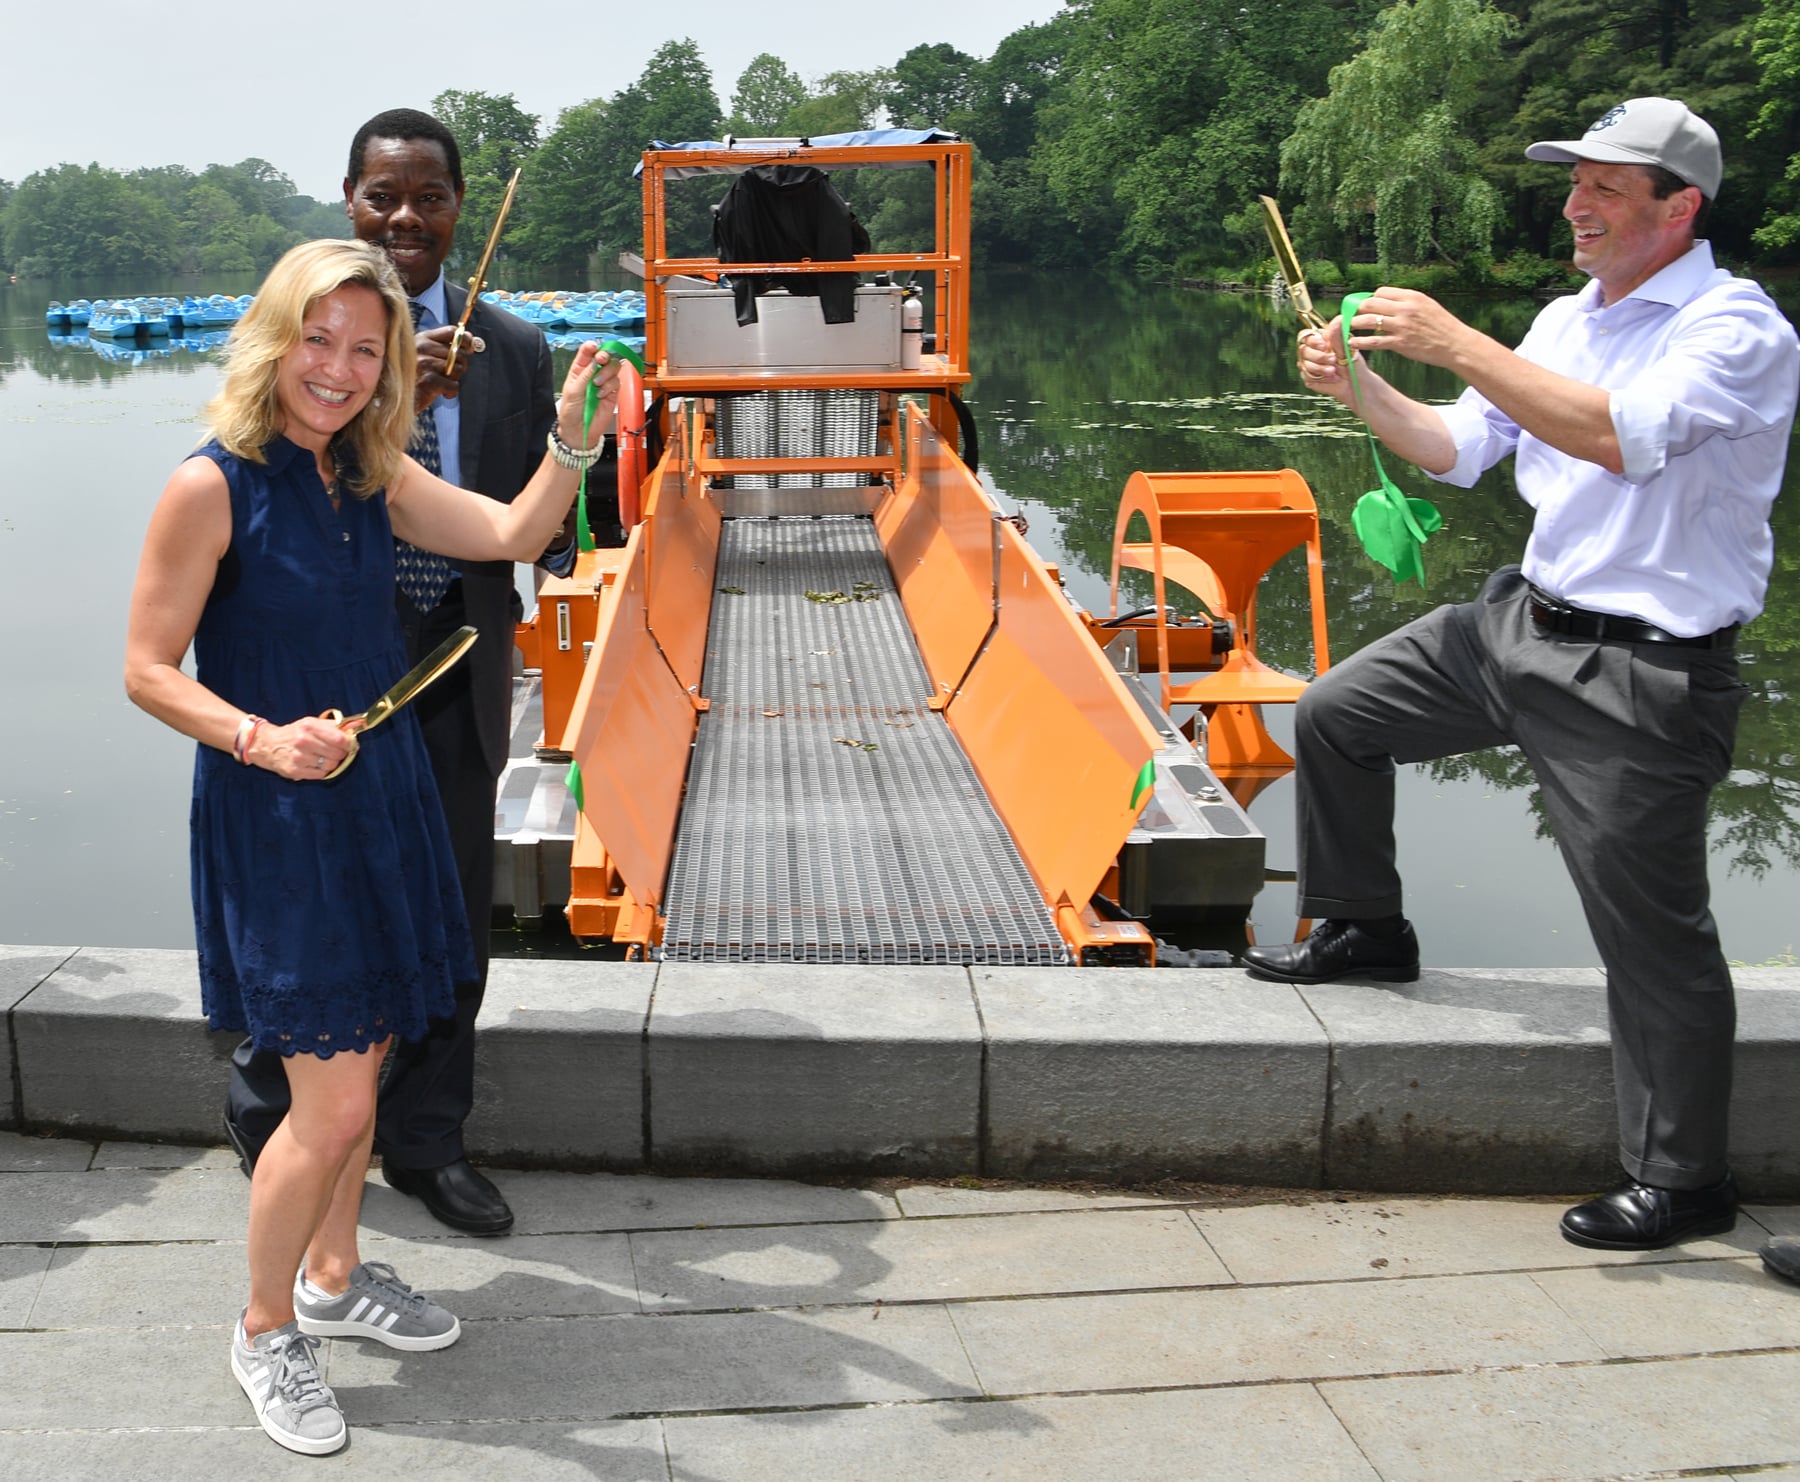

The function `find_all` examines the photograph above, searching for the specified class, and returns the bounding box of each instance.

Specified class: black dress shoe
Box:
[1760,1236,1800,1284]
[1241,918,1420,985]
[222,1112,265,1180]
[382,1157,514,1235]
[1560,1173,1737,1250]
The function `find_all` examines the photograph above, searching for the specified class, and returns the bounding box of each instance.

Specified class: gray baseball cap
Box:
[1526,97,1721,199]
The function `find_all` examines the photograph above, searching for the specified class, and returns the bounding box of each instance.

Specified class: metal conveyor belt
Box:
[660,516,1066,964]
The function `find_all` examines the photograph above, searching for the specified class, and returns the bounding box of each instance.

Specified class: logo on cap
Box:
[1588,104,1627,134]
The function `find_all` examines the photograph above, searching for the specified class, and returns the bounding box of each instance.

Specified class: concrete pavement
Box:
[2,1128,1797,1480]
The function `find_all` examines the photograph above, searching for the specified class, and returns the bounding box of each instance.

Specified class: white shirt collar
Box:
[1579,239,1715,314]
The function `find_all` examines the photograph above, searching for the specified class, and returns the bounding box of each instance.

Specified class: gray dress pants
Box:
[1293,566,1746,1187]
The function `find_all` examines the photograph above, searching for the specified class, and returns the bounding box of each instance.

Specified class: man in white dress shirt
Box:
[1241,98,1800,1255]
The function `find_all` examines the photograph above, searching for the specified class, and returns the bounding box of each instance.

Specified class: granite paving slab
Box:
[973,967,1327,1184]
[893,1183,1178,1216]
[0,1420,670,1482]
[1531,1256,1800,1357]
[0,1326,241,1429]
[663,1385,1382,1482]
[1301,968,1617,1193]
[1321,1351,1800,1482]
[11,946,236,1140]
[0,1168,247,1243]
[951,1272,1609,1393]
[354,1167,900,1240]
[0,1248,52,1329]
[1191,1194,1769,1284]
[648,962,980,1176]
[93,1139,240,1170]
[0,1128,92,1171]
[30,1240,246,1327]
[327,1305,981,1422]
[632,1206,1229,1310]
[466,960,653,1169]
[352,1232,641,1319]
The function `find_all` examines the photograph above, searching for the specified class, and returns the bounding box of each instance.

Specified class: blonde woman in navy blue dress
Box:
[125,239,617,1455]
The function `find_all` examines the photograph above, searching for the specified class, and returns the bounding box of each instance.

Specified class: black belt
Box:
[1527,590,1736,650]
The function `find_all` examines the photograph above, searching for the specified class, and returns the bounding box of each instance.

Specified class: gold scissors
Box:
[1258,195,1329,335]
[321,625,478,778]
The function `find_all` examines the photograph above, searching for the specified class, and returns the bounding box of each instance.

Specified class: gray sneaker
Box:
[294,1260,462,1351]
[232,1317,347,1456]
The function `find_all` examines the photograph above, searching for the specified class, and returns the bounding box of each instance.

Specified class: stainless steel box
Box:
[666,285,902,372]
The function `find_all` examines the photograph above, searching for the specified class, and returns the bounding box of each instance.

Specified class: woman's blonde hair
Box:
[203,239,416,495]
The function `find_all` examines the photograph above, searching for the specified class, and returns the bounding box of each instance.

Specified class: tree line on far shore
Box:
[9,0,1800,289]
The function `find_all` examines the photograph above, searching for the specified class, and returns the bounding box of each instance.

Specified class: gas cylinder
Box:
[901,292,923,369]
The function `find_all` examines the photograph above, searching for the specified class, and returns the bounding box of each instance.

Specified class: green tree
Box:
[590,40,724,258]
[1494,0,1764,257]
[517,99,611,270]
[728,53,809,135]
[1750,0,1800,254]
[786,69,894,137]
[961,17,1076,165]
[3,163,182,275]
[885,43,980,129]
[1041,0,1375,270]
[432,90,543,271]
[185,182,256,273]
[1281,0,1517,266]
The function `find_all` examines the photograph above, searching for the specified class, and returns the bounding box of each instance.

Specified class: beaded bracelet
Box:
[234,714,265,766]
[547,426,603,471]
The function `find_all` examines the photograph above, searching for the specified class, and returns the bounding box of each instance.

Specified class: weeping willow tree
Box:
[1279,0,1517,266]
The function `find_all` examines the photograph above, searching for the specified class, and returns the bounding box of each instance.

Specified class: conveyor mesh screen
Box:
[660,516,1066,964]
[715,389,879,489]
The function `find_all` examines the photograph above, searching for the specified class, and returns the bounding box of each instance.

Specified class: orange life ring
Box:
[617,360,646,531]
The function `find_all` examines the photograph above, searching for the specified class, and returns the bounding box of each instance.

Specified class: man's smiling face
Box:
[345,136,463,298]
[1563,161,1700,304]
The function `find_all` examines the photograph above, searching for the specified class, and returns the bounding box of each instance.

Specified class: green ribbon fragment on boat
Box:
[1131,760,1156,810]
[566,758,585,813]
[574,339,649,554]
[1339,292,1442,587]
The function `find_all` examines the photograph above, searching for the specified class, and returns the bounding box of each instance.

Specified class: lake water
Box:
[3,272,1798,967]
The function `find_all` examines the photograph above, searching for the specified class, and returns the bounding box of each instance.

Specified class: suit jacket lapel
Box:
[444,282,487,491]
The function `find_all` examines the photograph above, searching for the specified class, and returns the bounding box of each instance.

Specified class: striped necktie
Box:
[394,299,455,611]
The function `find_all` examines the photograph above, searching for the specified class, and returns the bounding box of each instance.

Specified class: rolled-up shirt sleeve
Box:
[1428,389,1522,488]
[1609,299,1800,486]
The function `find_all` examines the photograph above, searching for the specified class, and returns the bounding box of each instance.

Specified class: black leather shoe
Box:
[1241,918,1420,985]
[382,1157,514,1235]
[1760,1236,1800,1284]
[1560,1173,1737,1250]
[222,1112,265,1180]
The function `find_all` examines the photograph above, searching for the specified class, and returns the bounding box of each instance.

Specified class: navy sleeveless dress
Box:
[188,435,473,1056]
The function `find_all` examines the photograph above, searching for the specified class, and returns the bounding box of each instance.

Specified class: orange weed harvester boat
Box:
[505,133,1327,965]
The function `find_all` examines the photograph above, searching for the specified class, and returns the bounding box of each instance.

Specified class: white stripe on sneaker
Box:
[347,1296,371,1322]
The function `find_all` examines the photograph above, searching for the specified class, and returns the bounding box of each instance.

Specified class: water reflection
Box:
[3,273,1798,966]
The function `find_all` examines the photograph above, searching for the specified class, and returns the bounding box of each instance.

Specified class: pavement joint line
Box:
[968,970,991,1180]
[639,965,656,1169]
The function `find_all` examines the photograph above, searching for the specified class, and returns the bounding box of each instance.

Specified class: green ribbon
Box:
[566,758,585,813]
[1338,291,1442,587]
[1131,759,1156,810]
[575,339,649,554]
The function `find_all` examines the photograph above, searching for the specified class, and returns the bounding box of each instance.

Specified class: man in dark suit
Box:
[224,107,571,1233]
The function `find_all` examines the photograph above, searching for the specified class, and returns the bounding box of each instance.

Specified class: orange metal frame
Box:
[638,141,974,456]
[555,139,1168,961]
[1109,468,1330,785]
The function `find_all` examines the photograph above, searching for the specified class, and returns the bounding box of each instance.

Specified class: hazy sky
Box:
[6,1,1068,202]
